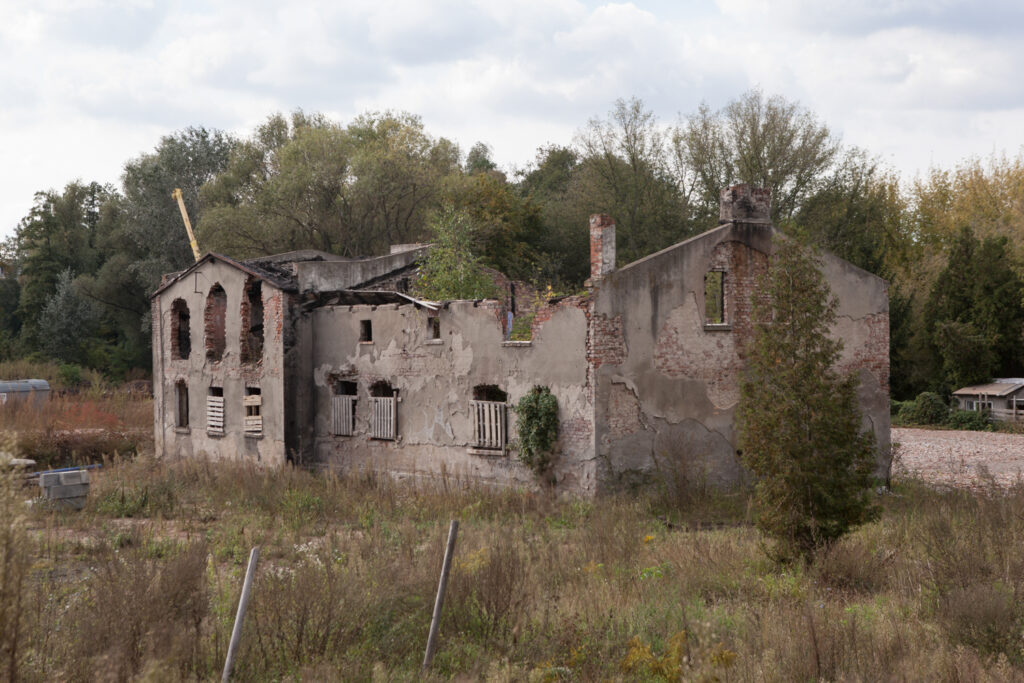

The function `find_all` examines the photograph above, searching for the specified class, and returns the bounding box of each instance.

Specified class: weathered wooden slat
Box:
[470,400,506,451]
[243,395,262,406]
[370,396,396,440]
[331,395,356,436]
[207,395,226,434]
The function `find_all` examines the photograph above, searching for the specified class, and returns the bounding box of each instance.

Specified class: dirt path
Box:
[892,427,1024,489]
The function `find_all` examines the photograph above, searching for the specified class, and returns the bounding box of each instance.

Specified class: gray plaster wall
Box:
[589,222,891,492]
[307,299,596,493]
[153,260,287,466]
[296,247,429,292]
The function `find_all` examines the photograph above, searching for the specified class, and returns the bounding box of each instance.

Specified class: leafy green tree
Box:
[794,149,908,278]
[200,111,460,258]
[465,142,497,175]
[574,98,693,265]
[924,226,1024,390]
[38,269,100,364]
[444,172,544,281]
[737,237,878,561]
[413,206,499,301]
[517,145,590,285]
[116,126,236,282]
[13,181,110,349]
[675,90,840,223]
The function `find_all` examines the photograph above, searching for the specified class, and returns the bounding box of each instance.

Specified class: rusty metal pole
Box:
[222,546,259,682]
[423,520,459,671]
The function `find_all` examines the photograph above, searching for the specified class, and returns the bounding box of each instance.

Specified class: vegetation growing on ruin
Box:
[412,204,501,302]
[513,385,559,474]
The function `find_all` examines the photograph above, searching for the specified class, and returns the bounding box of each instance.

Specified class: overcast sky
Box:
[3,0,1024,238]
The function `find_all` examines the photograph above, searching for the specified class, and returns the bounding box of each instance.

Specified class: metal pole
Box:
[222,546,260,683]
[423,520,459,671]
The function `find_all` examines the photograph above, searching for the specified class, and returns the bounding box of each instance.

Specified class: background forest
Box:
[5,90,1024,400]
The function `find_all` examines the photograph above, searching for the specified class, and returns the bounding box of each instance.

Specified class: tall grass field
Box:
[1,389,1022,680]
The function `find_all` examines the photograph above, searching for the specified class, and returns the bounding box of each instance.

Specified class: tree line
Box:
[5,90,1024,398]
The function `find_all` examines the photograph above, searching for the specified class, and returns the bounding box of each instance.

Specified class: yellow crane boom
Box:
[172,188,202,262]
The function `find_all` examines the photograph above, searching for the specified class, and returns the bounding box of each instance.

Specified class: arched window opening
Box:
[171,299,191,360]
[241,279,264,364]
[473,384,507,402]
[205,284,227,361]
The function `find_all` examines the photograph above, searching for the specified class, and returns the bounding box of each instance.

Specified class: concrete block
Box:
[50,496,86,511]
[59,470,89,485]
[43,483,89,499]
[39,472,61,488]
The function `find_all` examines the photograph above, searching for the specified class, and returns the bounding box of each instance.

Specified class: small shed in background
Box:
[0,379,50,407]
[952,379,1024,421]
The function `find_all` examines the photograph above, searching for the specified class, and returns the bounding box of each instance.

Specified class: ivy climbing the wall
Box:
[514,386,559,475]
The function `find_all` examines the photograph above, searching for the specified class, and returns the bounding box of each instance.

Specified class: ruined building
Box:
[152,185,891,495]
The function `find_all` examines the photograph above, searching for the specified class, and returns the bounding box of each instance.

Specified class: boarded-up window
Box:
[175,381,189,428]
[369,381,396,440]
[331,380,357,436]
[207,387,224,435]
[171,299,191,359]
[205,284,227,361]
[471,385,507,451]
[241,280,264,364]
[704,271,725,325]
[244,387,262,437]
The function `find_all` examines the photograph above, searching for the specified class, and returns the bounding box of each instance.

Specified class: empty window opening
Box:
[369,380,397,440]
[244,386,262,437]
[704,271,725,325]
[359,319,373,343]
[241,280,264,364]
[473,384,508,402]
[171,299,191,359]
[175,381,189,428]
[207,386,224,435]
[472,384,508,451]
[428,316,441,340]
[331,379,358,436]
[205,284,227,361]
[398,277,410,293]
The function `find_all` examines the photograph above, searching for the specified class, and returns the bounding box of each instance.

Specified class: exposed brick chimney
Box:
[719,184,771,224]
[589,214,616,281]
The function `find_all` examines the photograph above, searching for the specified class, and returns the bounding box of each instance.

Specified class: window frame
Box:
[175,380,189,430]
[703,269,728,328]
[207,386,225,436]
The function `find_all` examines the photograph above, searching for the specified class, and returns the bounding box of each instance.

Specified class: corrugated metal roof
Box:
[952,381,1024,397]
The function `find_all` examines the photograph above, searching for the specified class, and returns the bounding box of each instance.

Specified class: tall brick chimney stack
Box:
[589,214,616,282]
[719,184,771,224]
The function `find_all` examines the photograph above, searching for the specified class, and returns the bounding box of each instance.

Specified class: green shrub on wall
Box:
[514,386,559,475]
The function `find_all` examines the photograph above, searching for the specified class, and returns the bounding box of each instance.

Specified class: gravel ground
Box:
[892,426,1024,489]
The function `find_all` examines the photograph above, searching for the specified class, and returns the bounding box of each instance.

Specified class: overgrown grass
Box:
[4,453,1024,680]
[0,395,151,468]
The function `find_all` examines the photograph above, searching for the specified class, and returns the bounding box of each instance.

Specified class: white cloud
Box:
[2,0,1024,235]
